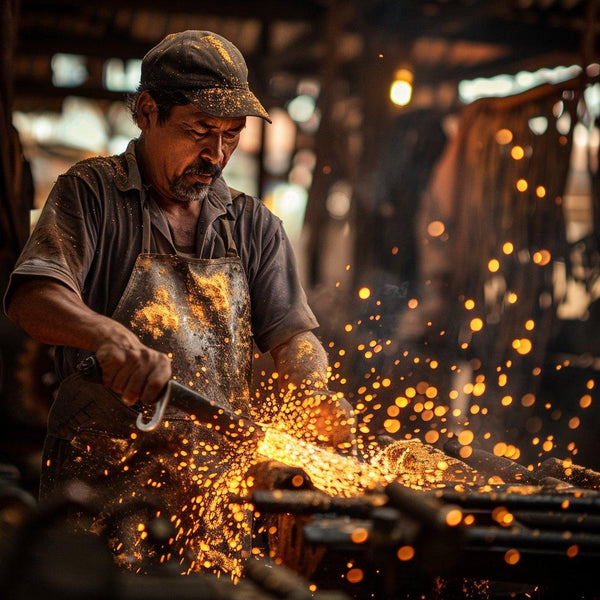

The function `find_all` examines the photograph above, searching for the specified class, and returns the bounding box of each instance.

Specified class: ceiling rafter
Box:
[11,0,596,111]
[19,0,326,22]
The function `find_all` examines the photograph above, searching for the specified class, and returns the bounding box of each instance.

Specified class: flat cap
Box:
[141,30,271,122]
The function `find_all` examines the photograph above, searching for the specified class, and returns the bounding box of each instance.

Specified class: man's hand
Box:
[299,390,356,453]
[6,278,172,408]
[96,341,172,406]
[270,331,357,453]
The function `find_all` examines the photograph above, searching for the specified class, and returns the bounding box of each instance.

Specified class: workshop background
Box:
[0,2,599,599]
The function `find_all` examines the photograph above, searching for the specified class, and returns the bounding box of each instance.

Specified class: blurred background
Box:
[1,0,599,496]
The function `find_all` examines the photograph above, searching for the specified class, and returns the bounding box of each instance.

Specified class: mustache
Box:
[182,160,222,179]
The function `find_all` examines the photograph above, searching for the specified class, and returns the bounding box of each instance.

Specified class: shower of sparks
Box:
[256,428,396,497]
[95,281,597,581]
[93,127,599,580]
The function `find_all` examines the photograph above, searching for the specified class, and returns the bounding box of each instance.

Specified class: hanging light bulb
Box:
[390,68,414,107]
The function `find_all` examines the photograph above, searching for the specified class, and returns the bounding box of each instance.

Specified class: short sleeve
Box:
[3,174,100,312]
[249,219,319,352]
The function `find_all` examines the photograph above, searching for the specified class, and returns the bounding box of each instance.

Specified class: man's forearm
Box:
[270,330,329,391]
[7,277,138,351]
[7,277,172,405]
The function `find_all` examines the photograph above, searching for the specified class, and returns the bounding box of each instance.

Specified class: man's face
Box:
[138,96,246,203]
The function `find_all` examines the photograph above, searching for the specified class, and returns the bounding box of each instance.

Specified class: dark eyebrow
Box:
[187,119,246,133]
[222,122,246,134]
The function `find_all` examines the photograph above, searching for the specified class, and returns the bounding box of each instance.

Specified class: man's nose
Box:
[200,133,223,165]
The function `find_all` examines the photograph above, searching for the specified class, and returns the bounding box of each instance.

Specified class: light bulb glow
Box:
[390,69,414,106]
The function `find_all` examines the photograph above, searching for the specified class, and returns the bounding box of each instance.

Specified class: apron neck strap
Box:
[220,216,238,258]
[141,192,152,254]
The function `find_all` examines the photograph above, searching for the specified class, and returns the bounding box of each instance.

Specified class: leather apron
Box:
[41,194,254,575]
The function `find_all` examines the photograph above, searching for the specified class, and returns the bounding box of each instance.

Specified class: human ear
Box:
[136,91,157,130]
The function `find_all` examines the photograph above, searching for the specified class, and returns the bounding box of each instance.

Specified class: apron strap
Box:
[220,216,238,258]
[223,187,243,258]
[141,190,153,255]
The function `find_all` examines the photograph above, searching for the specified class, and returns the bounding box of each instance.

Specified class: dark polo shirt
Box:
[5,140,318,380]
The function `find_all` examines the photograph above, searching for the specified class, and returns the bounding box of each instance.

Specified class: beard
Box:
[169,159,223,202]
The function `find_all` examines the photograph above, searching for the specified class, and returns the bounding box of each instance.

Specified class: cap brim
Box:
[182,87,272,123]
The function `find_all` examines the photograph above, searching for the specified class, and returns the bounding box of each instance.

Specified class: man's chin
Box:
[171,182,211,203]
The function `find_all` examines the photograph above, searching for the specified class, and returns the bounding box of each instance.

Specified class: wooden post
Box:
[1,0,30,259]
[303,1,354,286]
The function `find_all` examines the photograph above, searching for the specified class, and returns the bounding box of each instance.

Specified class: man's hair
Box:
[127,86,191,125]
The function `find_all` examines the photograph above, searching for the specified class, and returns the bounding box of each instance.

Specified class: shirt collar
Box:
[114,140,143,193]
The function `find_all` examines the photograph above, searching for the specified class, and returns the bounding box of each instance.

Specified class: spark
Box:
[511,146,525,160]
[397,545,415,561]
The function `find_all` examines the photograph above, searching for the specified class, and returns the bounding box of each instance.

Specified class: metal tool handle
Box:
[76,354,170,433]
[135,384,172,432]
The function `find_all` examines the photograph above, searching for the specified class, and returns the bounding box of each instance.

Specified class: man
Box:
[5,30,353,574]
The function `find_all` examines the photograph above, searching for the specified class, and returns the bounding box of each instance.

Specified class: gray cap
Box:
[141,30,271,123]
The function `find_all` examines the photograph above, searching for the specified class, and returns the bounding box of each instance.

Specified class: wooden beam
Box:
[19,0,324,22]
[14,78,128,105]
[430,19,585,53]
[16,32,154,60]
[413,50,583,87]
